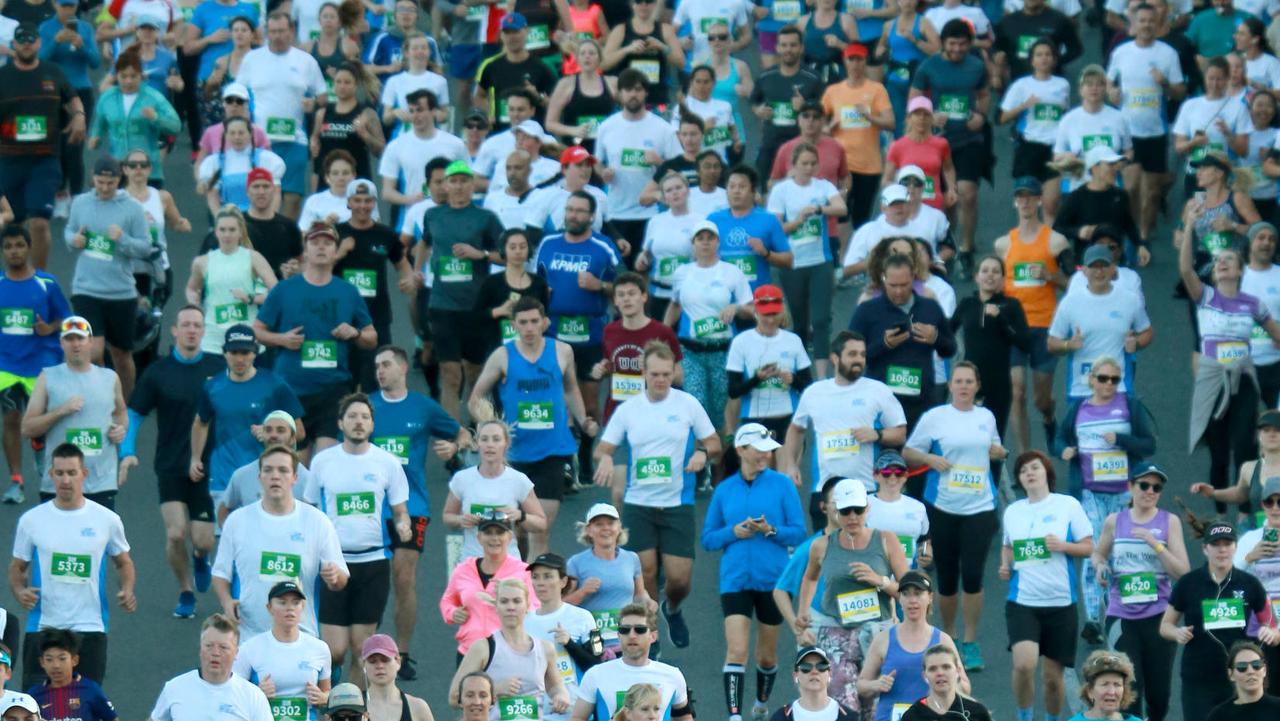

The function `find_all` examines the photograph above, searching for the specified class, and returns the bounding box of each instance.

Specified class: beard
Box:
[837,360,863,382]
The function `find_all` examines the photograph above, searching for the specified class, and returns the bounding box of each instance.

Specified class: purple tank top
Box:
[1075,394,1132,493]
[1107,508,1172,620]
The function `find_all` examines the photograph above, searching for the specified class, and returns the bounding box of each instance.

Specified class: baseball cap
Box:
[500,11,528,30]
[223,324,257,352]
[327,683,367,713]
[560,145,596,166]
[13,24,38,43]
[874,450,907,472]
[346,178,378,199]
[247,167,274,186]
[464,109,490,128]
[753,284,784,315]
[831,477,868,510]
[907,96,933,115]
[477,509,514,532]
[1130,460,1169,485]
[1084,144,1125,171]
[360,634,399,661]
[691,219,720,238]
[734,423,782,452]
[797,101,824,117]
[1259,409,1280,429]
[222,82,250,101]
[0,647,10,667]
[529,553,567,572]
[1204,521,1237,544]
[268,580,306,601]
[586,502,620,521]
[1263,476,1280,500]
[93,156,122,177]
[55,0,78,7]
[1082,245,1114,267]
[60,315,92,338]
[898,570,932,592]
[513,119,549,142]
[1012,176,1042,196]
[0,693,39,716]
[896,165,926,184]
[880,184,909,205]
[842,43,867,59]
[445,159,473,177]
[1192,149,1232,173]
[794,646,829,669]
[136,14,165,28]
[262,409,297,433]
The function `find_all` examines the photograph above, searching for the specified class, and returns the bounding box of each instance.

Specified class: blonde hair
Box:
[1089,356,1123,378]
[493,578,530,603]
[612,684,663,721]
[575,516,631,547]
[1079,650,1136,709]
[214,205,254,250]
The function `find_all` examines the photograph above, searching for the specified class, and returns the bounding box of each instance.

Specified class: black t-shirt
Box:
[474,270,550,350]
[248,214,303,277]
[1207,695,1280,721]
[653,156,699,188]
[477,55,556,130]
[128,350,228,478]
[749,67,824,148]
[1,0,54,24]
[1168,565,1270,677]
[0,61,74,156]
[334,220,404,331]
[994,9,1082,80]
[900,696,992,721]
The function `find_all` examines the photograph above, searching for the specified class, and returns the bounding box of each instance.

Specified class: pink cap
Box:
[361,634,399,660]
[907,96,933,115]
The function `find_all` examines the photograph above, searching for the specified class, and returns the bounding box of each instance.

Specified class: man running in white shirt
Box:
[149,614,273,721]
[568,604,694,721]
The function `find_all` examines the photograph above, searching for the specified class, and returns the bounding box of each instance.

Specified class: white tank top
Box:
[202,245,256,353]
[132,186,167,274]
[485,631,549,721]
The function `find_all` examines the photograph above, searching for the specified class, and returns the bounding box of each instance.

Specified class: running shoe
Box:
[751,703,769,721]
[398,653,418,681]
[193,553,212,593]
[961,641,984,672]
[52,193,70,220]
[2,483,23,505]
[174,591,197,619]
[1081,621,1104,646]
[662,600,690,648]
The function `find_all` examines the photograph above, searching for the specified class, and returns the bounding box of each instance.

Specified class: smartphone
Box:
[893,321,911,335]
[1265,527,1278,544]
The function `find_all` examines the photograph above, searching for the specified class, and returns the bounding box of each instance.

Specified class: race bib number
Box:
[578,115,606,139]
[336,491,376,516]
[1202,231,1232,256]
[703,124,731,147]
[886,365,921,396]
[772,0,801,20]
[730,254,759,281]
[898,534,916,560]
[259,551,302,581]
[610,373,644,401]
[437,255,474,283]
[269,697,308,721]
[1118,572,1157,604]
[214,302,249,325]
[1012,262,1045,287]
[1081,134,1113,152]
[592,608,620,640]
[692,316,728,339]
[699,16,729,33]
[527,24,550,50]
[791,216,822,247]
[836,588,881,625]
[1202,597,1246,630]
[50,552,91,584]
[1126,89,1160,110]
[1015,34,1037,59]
[14,115,47,142]
[923,175,936,200]
[1032,104,1062,122]
[556,315,590,343]
[469,503,502,515]
[301,340,338,369]
[839,106,869,130]
[819,430,859,459]
[635,456,673,485]
[374,436,410,464]
[517,401,555,429]
[770,101,797,127]
[266,117,297,141]
[620,148,649,169]
[1012,537,1050,565]
[84,232,116,261]
[343,268,377,297]
[946,465,986,494]
[1090,450,1129,482]
[630,59,660,84]
[1216,341,1248,365]
[656,255,688,281]
[500,319,517,340]
[466,2,486,18]
[66,428,103,456]
[498,695,540,721]
[1,308,34,335]
[1189,142,1225,162]
[938,94,969,120]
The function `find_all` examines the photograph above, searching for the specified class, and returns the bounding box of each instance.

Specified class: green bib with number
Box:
[517,401,555,429]
[791,216,822,245]
[1081,134,1113,152]
[437,255,474,283]
[15,115,47,142]
[1202,597,1246,630]
[1202,232,1233,256]
[938,94,969,120]
[1012,261,1045,287]
[1118,572,1158,604]
[620,148,648,169]
[498,696,540,721]
[266,117,297,141]
[1012,537,1050,564]
[467,2,487,18]
[66,428,103,456]
[259,551,301,581]
[692,316,728,339]
[770,101,797,127]
[301,340,338,369]
[84,232,116,261]
[923,175,936,200]
[556,315,589,343]
[527,24,550,50]
[730,254,759,281]
[703,125,731,148]
[1190,142,1226,162]
[656,255,688,282]
[1015,34,1037,59]
[214,302,249,325]
[1,308,34,335]
[699,16,729,32]
[592,608,620,639]
[500,319,517,340]
[375,436,410,464]
[337,491,376,516]
[468,502,502,515]
[578,115,606,139]
[1032,104,1062,122]
[343,269,377,297]
[269,697,308,721]
[635,456,673,485]
[50,552,91,583]
[885,365,921,396]
[898,534,916,560]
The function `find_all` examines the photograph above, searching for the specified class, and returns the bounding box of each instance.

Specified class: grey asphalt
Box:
[0,24,1221,721]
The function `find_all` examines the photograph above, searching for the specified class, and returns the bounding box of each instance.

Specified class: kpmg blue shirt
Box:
[702,468,807,592]
[369,388,460,517]
[256,274,373,396]
[190,0,260,80]
[535,232,622,346]
[38,18,101,89]
[0,271,70,378]
[707,207,790,291]
[196,369,303,491]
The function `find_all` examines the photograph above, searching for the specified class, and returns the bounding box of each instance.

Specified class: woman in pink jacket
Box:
[440,510,539,660]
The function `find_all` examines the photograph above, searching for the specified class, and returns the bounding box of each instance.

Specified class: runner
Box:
[475,230,551,354]
[726,285,812,445]
[707,166,793,293]
[1206,641,1280,720]
[232,581,332,721]
[453,672,496,721]
[566,604,692,721]
[1232,476,1280,683]
[750,26,823,187]
[120,305,227,619]
[899,645,993,721]
[218,410,312,524]
[185,206,278,355]
[148,614,272,721]
[524,552,602,720]
[474,14,557,131]
[821,43,893,228]
[771,646,854,721]
[377,89,467,218]
[439,511,538,658]
[26,629,119,721]
[360,635,435,721]
[863,450,930,571]
[564,504,651,651]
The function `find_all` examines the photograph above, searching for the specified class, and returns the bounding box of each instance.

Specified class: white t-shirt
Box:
[767,178,840,269]
[1048,284,1151,398]
[596,111,681,220]
[233,630,332,720]
[843,217,913,270]
[1171,94,1250,172]
[671,0,751,65]
[602,389,716,508]
[906,404,1001,515]
[1067,267,1143,303]
[1247,53,1280,89]
[670,261,753,341]
[447,465,533,560]
[491,155,560,196]
[1104,0,1192,16]
[1233,526,1280,598]
[866,494,930,565]
[898,205,950,252]
[1000,75,1071,146]
[0,17,15,66]
[575,658,688,721]
[1003,493,1092,607]
[1106,40,1184,138]
[787,699,842,721]
[220,460,314,516]
[1243,263,1280,366]
[924,4,992,37]
[525,603,597,720]
[791,377,907,492]
[726,328,812,419]
[197,148,287,186]
[12,500,130,632]
[474,130,516,178]
[152,670,273,721]
[484,188,535,230]
[523,184,609,235]
[688,186,729,216]
[381,70,452,123]
[237,47,328,145]
[212,502,348,637]
[297,189,381,231]
[673,96,737,159]
[379,129,467,201]
[1247,126,1279,200]
[119,0,176,33]
[305,444,409,564]
[1053,104,1134,192]
[642,210,702,298]
[290,0,327,42]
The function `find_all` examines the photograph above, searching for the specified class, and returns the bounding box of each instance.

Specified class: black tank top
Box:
[310,36,347,81]
[562,75,617,153]
[620,21,669,107]
[363,690,414,721]
[314,101,374,180]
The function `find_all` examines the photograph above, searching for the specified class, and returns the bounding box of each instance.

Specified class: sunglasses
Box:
[633,0,657,4]
[839,505,867,516]
[224,97,247,105]
[1094,374,1122,384]
[61,318,91,334]
[708,34,729,41]
[1263,496,1280,508]
[333,714,363,721]
[617,625,649,635]
[795,662,831,673]
[124,160,151,168]
[877,468,907,478]
[1135,481,1164,493]
[1234,659,1265,672]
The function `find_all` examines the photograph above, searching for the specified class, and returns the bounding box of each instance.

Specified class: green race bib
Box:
[50,552,91,584]
[14,115,47,142]
[699,16,728,32]
[259,551,301,581]
[469,503,502,515]
[517,401,555,429]
[500,318,517,340]
[374,436,410,464]
[337,491,375,516]
[885,365,921,396]
[730,254,759,281]
[1190,142,1226,162]
[703,124,731,148]
[84,232,116,261]
[692,316,728,339]
[1012,537,1050,565]
[65,428,103,456]
[527,24,550,50]
[938,94,969,120]
[1202,232,1233,256]
[467,2,487,18]
[656,255,688,281]
[1202,597,1246,630]
[770,101,797,127]
[1118,572,1158,604]
[1081,134,1113,152]
[592,608,620,639]
[269,697,308,721]
[923,175,936,200]
[1,308,34,335]
[578,115,606,139]
[1012,261,1045,287]
[556,315,590,343]
[898,534,916,560]
[1032,104,1062,122]
[620,148,649,169]
[635,455,673,485]
[1015,34,1037,59]
[437,255,474,283]
[498,696,539,721]
[343,268,377,297]
[791,216,822,246]
[214,302,249,325]
[301,340,338,369]
[266,117,298,141]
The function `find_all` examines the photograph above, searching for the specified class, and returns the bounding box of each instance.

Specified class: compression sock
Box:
[756,665,777,703]
[1016,708,1033,721]
[723,663,745,717]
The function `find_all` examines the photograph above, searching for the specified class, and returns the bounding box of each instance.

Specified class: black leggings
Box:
[925,504,996,596]
[1108,614,1175,721]
[1257,361,1280,410]
[1180,663,1233,721]
[1204,376,1260,512]
[60,87,95,195]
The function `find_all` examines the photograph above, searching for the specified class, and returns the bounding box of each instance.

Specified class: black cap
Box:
[898,570,932,592]
[529,553,566,572]
[794,646,829,669]
[464,109,490,128]
[1130,461,1169,485]
[1205,520,1237,544]
[477,509,513,532]
[13,23,39,43]
[268,580,306,601]
[223,324,257,352]
[1259,409,1280,429]
[798,101,824,117]
[93,156,122,177]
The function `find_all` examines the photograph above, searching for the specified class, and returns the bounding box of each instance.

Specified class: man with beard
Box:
[749,26,823,189]
[781,330,907,531]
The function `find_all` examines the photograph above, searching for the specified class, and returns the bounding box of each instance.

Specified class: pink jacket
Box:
[439,555,539,653]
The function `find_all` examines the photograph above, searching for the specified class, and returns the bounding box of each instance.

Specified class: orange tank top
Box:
[563,3,605,74]
[1002,224,1059,328]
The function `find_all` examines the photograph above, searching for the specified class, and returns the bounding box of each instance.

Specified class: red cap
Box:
[247,167,274,185]
[753,284,785,315]
[842,43,868,59]
[560,145,596,166]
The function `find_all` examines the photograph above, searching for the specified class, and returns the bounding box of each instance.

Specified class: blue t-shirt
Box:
[566,547,642,645]
[535,233,622,347]
[707,208,790,291]
[196,369,303,491]
[364,31,444,77]
[256,275,373,396]
[369,389,460,517]
[142,46,179,98]
[0,271,70,378]
[27,676,118,721]
[191,0,260,80]
[774,531,824,613]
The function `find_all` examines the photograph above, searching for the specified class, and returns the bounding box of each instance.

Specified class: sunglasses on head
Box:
[795,662,830,673]
[708,33,729,41]
[1263,496,1280,508]
[61,318,90,334]
[617,625,649,635]
[1235,659,1265,672]
[1094,374,1122,384]
[877,467,907,478]
[224,97,247,104]
[839,505,867,516]
[1135,481,1164,493]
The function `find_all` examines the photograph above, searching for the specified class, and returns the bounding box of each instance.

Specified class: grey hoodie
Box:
[64,189,152,300]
